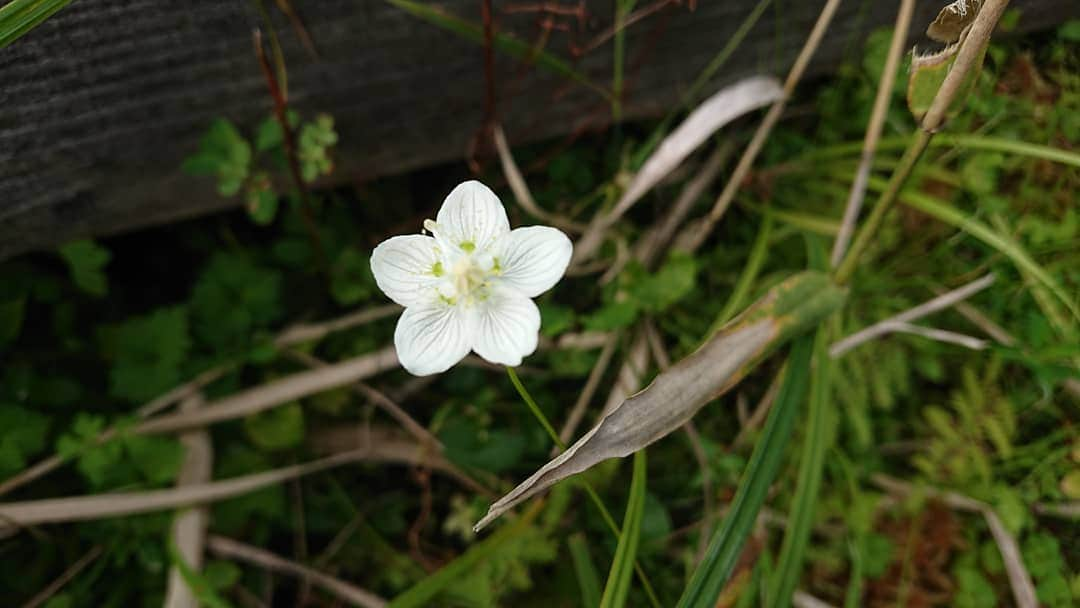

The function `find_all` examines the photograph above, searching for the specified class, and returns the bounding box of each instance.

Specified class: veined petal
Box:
[371,235,441,307]
[436,181,510,252]
[394,301,477,376]
[496,226,573,297]
[473,291,541,367]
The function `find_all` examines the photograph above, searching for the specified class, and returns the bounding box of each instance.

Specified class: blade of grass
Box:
[612,0,637,123]
[0,0,72,48]
[874,178,1080,324]
[709,214,773,334]
[599,451,647,608]
[766,326,832,606]
[385,0,610,100]
[676,333,815,608]
[568,534,603,608]
[795,134,1080,169]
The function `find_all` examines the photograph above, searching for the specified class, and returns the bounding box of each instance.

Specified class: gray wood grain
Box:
[1,0,1073,259]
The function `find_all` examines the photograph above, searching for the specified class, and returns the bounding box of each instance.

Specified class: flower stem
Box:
[503,366,662,608]
[505,366,563,449]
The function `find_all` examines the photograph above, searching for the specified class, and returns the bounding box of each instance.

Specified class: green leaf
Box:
[599,451,647,608]
[244,402,305,450]
[183,118,252,197]
[1058,19,1080,41]
[202,560,242,591]
[0,404,49,477]
[99,307,191,403]
[58,239,111,297]
[191,253,283,351]
[167,539,236,608]
[298,114,338,182]
[0,0,72,48]
[583,299,639,331]
[245,173,279,225]
[568,534,602,608]
[254,116,284,152]
[539,302,575,337]
[677,334,814,608]
[440,417,525,474]
[625,252,698,313]
[125,435,184,485]
[330,248,377,306]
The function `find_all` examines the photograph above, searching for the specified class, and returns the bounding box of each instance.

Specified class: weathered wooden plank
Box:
[0,0,1073,259]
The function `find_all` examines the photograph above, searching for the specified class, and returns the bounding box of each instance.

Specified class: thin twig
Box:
[882,321,988,350]
[871,474,1037,608]
[0,451,367,531]
[285,349,440,449]
[164,394,214,608]
[555,333,620,449]
[0,365,228,498]
[831,0,915,266]
[945,294,1016,346]
[792,590,838,608]
[1033,501,1080,519]
[677,0,844,253]
[492,124,584,232]
[274,304,402,347]
[208,535,387,608]
[253,28,327,272]
[20,546,103,608]
[835,0,1012,283]
[135,346,400,435]
[829,273,995,357]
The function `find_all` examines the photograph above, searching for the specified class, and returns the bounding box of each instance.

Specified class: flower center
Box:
[425,219,500,306]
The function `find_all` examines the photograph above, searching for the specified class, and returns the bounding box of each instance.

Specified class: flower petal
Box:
[436,181,510,252]
[496,226,573,297]
[394,301,476,376]
[371,235,441,307]
[472,291,541,367]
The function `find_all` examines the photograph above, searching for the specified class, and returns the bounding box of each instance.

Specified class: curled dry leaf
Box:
[474,272,846,531]
[572,76,783,264]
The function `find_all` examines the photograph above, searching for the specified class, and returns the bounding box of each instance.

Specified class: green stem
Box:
[504,366,662,608]
[833,130,931,284]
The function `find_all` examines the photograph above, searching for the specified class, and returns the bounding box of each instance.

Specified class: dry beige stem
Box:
[208,535,386,608]
[164,394,214,608]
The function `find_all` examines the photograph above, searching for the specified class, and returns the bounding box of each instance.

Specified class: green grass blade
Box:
[710,214,773,333]
[797,133,1080,168]
[599,450,648,608]
[676,334,815,608]
[766,325,833,606]
[0,0,72,48]
[884,180,1080,324]
[568,533,603,608]
[385,0,610,100]
[388,502,544,608]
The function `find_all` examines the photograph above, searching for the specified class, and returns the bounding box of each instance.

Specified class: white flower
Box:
[370,181,573,376]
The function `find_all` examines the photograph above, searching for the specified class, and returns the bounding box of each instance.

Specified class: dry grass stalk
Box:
[872,474,1037,608]
[164,394,214,608]
[208,535,387,608]
[829,273,995,357]
[831,0,916,266]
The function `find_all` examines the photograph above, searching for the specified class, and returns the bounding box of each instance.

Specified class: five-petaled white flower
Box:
[370,181,573,376]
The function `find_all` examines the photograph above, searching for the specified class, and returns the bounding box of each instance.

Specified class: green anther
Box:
[460,241,476,252]
[431,261,444,277]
